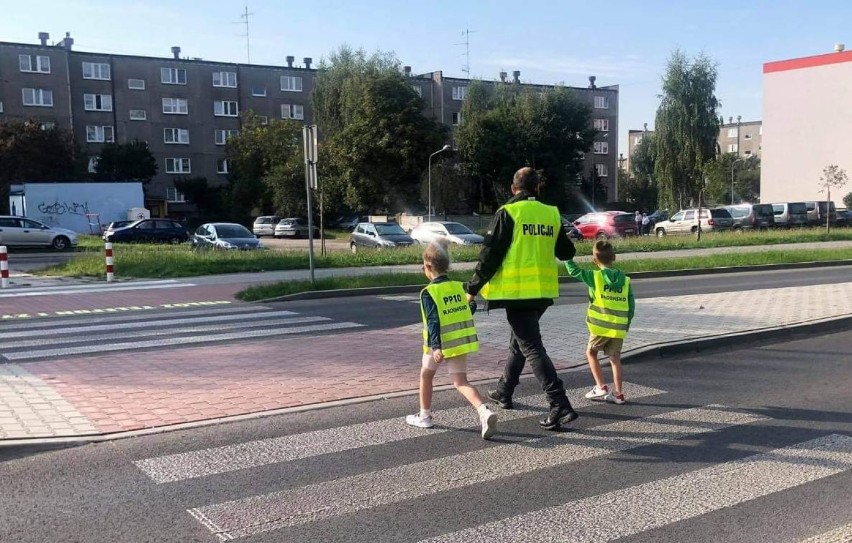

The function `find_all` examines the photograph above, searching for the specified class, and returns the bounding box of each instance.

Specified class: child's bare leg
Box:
[451,372,484,408]
[420,367,437,410]
[586,348,607,388]
[609,354,623,393]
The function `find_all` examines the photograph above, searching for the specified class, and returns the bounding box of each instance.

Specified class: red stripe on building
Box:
[764,50,852,73]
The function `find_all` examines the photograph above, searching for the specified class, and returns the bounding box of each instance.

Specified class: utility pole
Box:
[458,28,476,76]
[234,4,254,64]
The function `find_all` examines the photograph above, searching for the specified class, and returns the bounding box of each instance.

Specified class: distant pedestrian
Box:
[406,238,498,440]
[641,213,650,236]
[565,240,635,404]
[634,211,642,234]
[468,167,579,431]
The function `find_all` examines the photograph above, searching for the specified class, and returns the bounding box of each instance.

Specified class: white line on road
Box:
[0,280,194,297]
[2,321,365,361]
[188,405,763,539]
[417,434,852,543]
[135,382,666,484]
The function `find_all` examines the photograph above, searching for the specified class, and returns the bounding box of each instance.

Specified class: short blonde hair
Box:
[593,240,615,265]
[423,237,451,274]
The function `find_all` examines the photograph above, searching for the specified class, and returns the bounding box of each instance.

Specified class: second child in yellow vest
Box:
[406,238,498,440]
[565,240,635,404]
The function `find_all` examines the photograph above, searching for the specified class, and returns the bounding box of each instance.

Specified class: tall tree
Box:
[93,140,158,182]
[819,163,848,232]
[226,114,305,218]
[0,120,81,212]
[312,46,447,213]
[703,153,760,205]
[455,81,594,211]
[629,135,659,211]
[654,51,720,211]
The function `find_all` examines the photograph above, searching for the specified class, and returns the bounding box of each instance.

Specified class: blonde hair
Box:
[423,237,451,274]
[593,240,616,265]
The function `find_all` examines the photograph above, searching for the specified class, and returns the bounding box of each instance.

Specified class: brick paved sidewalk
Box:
[1,282,851,442]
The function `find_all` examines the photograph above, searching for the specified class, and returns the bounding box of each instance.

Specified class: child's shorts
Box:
[422,353,468,374]
[588,335,624,357]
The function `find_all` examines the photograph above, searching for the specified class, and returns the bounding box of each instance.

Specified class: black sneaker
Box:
[487,390,513,410]
[539,405,579,431]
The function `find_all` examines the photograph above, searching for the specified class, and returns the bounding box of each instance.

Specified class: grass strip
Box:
[236,248,852,301]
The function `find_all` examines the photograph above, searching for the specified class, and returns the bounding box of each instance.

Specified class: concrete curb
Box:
[3,311,850,450]
[260,259,852,303]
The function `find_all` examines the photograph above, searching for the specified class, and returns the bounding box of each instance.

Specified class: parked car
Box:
[409,221,484,245]
[805,201,837,226]
[274,218,319,238]
[723,204,776,231]
[0,216,78,250]
[330,214,364,232]
[654,208,734,237]
[836,209,852,227]
[252,216,281,237]
[771,202,809,228]
[350,221,415,252]
[572,211,638,240]
[105,220,133,231]
[102,218,189,244]
[192,223,263,250]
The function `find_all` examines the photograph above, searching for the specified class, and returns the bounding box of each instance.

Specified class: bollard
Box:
[0,246,8,288]
[105,242,114,282]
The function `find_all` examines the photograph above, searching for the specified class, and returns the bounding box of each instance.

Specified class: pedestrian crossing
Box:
[129,382,852,542]
[0,304,365,362]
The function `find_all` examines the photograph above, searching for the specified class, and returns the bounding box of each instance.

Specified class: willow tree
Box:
[653,51,720,211]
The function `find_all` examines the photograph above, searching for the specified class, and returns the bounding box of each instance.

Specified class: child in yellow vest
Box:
[406,238,498,439]
[565,240,635,404]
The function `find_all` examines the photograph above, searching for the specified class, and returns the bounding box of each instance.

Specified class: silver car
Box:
[409,221,484,245]
[654,208,734,237]
[0,216,78,250]
[350,222,414,252]
[252,216,281,237]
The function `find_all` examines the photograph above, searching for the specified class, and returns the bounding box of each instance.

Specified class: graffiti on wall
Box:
[37,199,91,217]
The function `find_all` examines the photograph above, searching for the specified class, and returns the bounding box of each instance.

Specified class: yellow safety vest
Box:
[586,272,631,338]
[421,281,480,357]
[480,199,561,301]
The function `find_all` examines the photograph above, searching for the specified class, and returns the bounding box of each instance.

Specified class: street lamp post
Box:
[428,145,451,222]
[730,157,744,205]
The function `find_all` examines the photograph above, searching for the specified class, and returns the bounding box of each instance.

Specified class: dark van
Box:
[772,202,809,228]
[724,204,775,231]
[805,201,837,226]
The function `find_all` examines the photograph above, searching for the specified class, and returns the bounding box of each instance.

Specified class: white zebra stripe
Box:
[418,434,852,543]
[135,382,666,483]
[187,405,764,540]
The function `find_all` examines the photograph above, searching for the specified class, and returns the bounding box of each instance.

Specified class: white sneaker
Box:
[406,413,434,428]
[480,409,497,440]
[605,391,626,405]
[585,384,609,400]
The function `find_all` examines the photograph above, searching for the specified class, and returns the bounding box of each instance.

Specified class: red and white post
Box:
[105,242,114,282]
[0,246,8,289]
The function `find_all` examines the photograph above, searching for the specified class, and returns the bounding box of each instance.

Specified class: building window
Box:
[165,158,191,174]
[82,62,111,80]
[452,86,468,101]
[743,134,752,140]
[727,144,738,153]
[412,85,422,97]
[214,100,239,116]
[128,78,146,90]
[217,159,230,174]
[280,76,303,92]
[166,187,186,203]
[212,71,237,88]
[162,97,188,114]
[86,125,114,143]
[727,128,738,138]
[452,111,462,126]
[129,109,147,120]
[593,141,609,154]
[252,86,267,97]
[19,54,50,73]
[161,67,187,85]
[83,93,113,111]
[633,135,643,147]
[259,115,268,125]
[744,150,752,156]
[593,119,609,132]
[22,88,53,107]
[595,163,609,177]
[0,101,3,113]
[281,104,305,120]
[40,122,55,130]
[594,96,609,109]
[759,125,763,136]
[215,129,239,145]
[164,128,190,144]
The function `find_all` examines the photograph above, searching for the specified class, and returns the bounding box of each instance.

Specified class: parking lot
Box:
[260,235,352,252]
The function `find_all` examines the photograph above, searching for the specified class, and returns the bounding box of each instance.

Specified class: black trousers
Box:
[495,306,572,408]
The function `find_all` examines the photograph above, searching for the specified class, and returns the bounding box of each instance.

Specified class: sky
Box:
[2,0,850,153]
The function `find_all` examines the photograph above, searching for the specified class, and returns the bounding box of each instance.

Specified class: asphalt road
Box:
[1,328,850,543]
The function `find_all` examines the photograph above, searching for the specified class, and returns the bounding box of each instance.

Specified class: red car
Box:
[573,211,638,240]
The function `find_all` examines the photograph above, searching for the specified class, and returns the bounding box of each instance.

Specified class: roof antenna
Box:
[233,4,254,63]
[457,28,477,76]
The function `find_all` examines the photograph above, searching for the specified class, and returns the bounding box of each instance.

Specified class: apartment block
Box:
[1,32,619,216]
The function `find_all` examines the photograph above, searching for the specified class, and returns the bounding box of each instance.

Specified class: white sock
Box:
[419,409,432,419]
[476,404,490,416]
